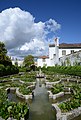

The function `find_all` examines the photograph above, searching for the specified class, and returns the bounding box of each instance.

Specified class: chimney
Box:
[54,38,59,47]
[54,37,59,65]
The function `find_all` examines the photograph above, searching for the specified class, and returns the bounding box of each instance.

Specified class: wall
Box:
[37,58,50,67]
[12,60,23,66]
[49,47,55,59]
[59,51,81,66]
[59,48,81,58]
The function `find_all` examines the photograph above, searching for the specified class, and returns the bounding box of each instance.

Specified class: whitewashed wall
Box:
[37,58,50,67]
[59,48,81,58]
[59,51,81,66]
[49,47,55,59]
[37,45,81,67]
[12,60,23,66]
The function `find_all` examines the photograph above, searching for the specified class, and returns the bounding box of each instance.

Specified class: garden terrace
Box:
[0,72,36,120]
[45,69,81,120]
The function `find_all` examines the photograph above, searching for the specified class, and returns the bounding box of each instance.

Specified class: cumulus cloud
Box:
[45,19,61,32]
[0,7,61,58]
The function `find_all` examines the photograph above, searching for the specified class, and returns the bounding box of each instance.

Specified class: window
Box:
[53,54,56,58]
[62,50,66,55]
[71,50,74,54]
[42,58,45,62]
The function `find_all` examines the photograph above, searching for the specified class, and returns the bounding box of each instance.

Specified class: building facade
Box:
[37,56,50,67]
[12,58,23,66]
[37,38,81,67]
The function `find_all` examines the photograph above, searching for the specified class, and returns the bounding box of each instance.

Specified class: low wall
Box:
[6,87,16,91]
[16,88,32,100]
[27,84,35,90]
[48,91,65,99]
[52,103,81,120]
[53,92,64,100]
[48,90,71,100]
[19,80,36,86]
[46,77,81,89]
[6,86,33,100]
[47,91,53,99]
[45,80,61,88]
[61,78,81,84]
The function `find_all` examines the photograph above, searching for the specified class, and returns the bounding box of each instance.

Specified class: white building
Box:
[59,50,81,66]
[37,56,50,67]
[12,58,23,66]
[37,38,81,67]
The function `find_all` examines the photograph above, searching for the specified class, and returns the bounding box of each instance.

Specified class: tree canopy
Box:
[23,55,34,67]
[0,41,19,76]
[0,41,7,54]
[0,41,12,66]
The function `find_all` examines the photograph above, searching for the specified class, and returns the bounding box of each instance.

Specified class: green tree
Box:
[0,41,12,66]
[0,64,5,76]
[23,55,34,67]
[0,41,7,54]
[0,41,19,76]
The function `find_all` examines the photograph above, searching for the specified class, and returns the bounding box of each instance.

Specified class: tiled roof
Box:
[39,56,49,59]
[49,43,81,48]
[49,44,55,47]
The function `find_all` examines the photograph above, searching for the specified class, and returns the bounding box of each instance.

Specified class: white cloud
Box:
[0,7,61,58]
[45,19,61,32]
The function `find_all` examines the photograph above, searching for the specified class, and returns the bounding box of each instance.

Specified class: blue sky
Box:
[0,0,81,57]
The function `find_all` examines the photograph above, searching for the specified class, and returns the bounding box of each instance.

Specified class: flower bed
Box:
[52,103,81,120]
[0,101,29,120]
[0,72,36,120]
[51,84,64,94]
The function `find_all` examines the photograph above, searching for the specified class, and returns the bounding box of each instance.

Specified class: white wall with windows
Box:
[37,38,81,67]
[59,51,81,66]
[59,48,81,58]
[37,58,50,67]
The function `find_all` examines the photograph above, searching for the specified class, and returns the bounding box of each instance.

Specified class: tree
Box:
[0,41,12,66]
[0,41,19,76]
[0,41,7,54]
[0,64,5,76]
[23,55,34,67]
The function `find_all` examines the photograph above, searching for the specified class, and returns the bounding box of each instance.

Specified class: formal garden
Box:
[0,72,36,120]
[42,66,81,120]
[1,65,81,120]
[1,41,81,120]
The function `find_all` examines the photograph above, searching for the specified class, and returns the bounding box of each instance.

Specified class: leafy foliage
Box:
[0,42,7,54]
[0,42,19,76]
[23,55,34,67]
[0,64,19,77]
[42,66,81,77]
[59,84,81,112]
[19,86,32,95]
[0,42,12,66]
[51,84,64,94]
[0,101,29,120]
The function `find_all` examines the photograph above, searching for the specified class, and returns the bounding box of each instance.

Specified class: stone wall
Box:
[16,88,33,100]
[52,103,81,120]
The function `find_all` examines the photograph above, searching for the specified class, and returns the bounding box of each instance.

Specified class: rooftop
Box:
[49,43,81,48]
[39,55,49,59]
